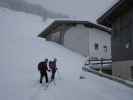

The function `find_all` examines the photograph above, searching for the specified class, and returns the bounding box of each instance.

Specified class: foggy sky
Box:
[0,0,118,22]
[26,0,118,22]
[0,0,68,21]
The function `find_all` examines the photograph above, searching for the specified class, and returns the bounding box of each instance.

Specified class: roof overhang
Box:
[38,19,112,38]
[97,0,133,27]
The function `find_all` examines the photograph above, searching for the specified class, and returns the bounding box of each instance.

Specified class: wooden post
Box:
[100,58,103,73]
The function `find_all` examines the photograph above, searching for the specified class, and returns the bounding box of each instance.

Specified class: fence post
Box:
[100,58,103,73]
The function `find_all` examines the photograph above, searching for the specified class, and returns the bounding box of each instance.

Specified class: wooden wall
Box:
[112,8,133,61]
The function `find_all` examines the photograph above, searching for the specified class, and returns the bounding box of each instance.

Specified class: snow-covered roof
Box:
[39,18,112,38]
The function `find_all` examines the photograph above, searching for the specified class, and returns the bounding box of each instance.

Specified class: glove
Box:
[48,70,51,72]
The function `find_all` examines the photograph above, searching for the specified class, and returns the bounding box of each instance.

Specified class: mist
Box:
[0,0,68,21]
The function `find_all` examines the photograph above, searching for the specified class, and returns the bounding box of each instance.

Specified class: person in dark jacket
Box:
[38,59,49,84]
[49,58,57,81]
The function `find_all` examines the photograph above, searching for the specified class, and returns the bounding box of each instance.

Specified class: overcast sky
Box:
[26,0,118,22]
[0,0,68,21]
[0,0,119,22]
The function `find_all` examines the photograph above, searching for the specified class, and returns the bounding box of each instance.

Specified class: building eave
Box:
[38,19,112,39]
[97,0,133,27]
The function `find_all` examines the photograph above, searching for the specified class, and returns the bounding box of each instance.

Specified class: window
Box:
[94,43,99,50]
[103,45,107,52]
[125,42,130,48]
[51,32,60,43]
[125,40,132,49]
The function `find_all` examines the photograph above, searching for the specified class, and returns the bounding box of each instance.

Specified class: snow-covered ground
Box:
[0,7,133,100]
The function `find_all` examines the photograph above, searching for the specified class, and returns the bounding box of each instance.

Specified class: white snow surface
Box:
[0,7,133,100]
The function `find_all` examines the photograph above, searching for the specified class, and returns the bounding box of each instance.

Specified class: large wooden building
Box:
[39,19,111,60]
[97,0,133,80]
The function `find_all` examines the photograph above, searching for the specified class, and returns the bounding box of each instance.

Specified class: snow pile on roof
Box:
[41,18,55,31]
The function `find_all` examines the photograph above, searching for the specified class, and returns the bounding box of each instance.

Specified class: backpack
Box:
[38,62,42,71]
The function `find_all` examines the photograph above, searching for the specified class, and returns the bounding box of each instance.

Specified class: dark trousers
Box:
[51,71,56,81]
[40,72,48,84]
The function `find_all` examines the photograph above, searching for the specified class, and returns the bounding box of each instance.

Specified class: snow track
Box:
[0,7,133,100]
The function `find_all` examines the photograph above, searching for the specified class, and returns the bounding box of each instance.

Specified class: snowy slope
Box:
[0,7,133,100]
